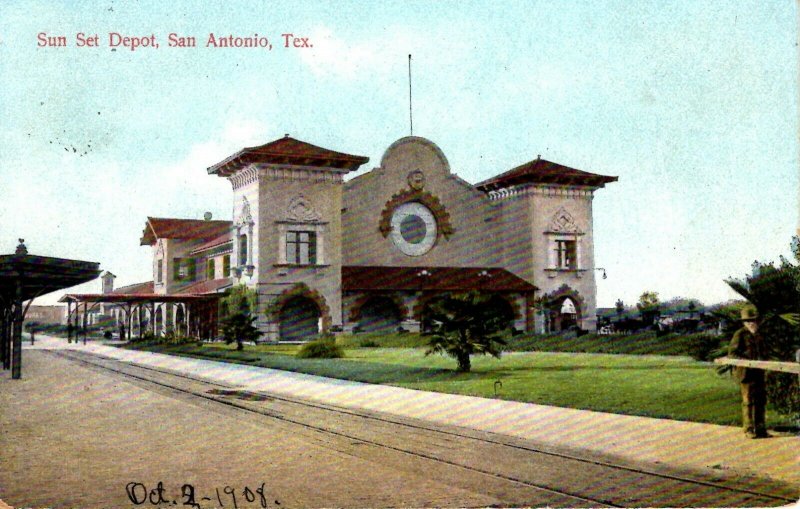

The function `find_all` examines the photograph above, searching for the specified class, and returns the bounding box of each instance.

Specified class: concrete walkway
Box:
[24,335,799,487]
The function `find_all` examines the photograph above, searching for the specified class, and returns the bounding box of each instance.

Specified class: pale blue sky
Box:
[1,0,797,308]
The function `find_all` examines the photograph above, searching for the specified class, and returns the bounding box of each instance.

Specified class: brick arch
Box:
[269,283,332,332]
[378,189,455,240]
[348,293,408,322]
[542,284,585,326]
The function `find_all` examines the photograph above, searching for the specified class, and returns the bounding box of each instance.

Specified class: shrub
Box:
[131,332,157,343]
[162,329,195,345]
[503,330,726,358]
[685,333,722,361]
[296,337,344,359]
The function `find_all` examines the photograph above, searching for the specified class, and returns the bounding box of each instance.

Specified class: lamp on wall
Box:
[595,268,607,280]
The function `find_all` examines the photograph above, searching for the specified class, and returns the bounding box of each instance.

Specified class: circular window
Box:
[400,215,427,244]
[390,202,437,256]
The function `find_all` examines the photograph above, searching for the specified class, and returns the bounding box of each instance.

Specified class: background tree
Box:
[425,291,509,372]
[615,299,625,321]
[219,284,262,350]
[723,237,800,419]
[636,291,661,327]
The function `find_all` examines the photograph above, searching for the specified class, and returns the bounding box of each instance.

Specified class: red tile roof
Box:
[208,135,369,176]
[189,231,233,255]
[61,278,230,303]
[342,266,536,292]
[60,293,218,303]
[140,217,232,246]
[476,157,617,191]
[176,278,231,295]
[110,280,154,295]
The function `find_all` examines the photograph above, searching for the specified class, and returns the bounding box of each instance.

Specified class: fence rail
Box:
[714,357,800,375]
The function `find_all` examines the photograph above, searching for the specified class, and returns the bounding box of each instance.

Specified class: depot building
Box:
[67,135,616,342]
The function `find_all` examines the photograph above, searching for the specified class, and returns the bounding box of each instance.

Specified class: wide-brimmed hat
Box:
[740,304,758,322]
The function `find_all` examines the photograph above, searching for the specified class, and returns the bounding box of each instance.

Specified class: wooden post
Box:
[796,348,800,391]
[1,306,9,369]
[150,301,156,336]
[525,293,535,333]
[0,307,5,369]
[12,275,23,379]
[82,302,88,345]
[126,305,133,342]
[7,306,12,370]
[186,303,192,338]
[66,301,72,343]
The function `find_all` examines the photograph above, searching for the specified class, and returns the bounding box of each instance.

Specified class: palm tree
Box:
[220,313,262,351]
[723,238,800,418]
[425,291,509,372]
[219,284,262,350]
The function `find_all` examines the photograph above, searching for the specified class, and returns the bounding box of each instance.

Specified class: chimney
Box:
[101,271,116,294]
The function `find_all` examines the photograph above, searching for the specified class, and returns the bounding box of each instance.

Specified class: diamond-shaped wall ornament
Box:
[286,195,322,223]
[548,207,582,234]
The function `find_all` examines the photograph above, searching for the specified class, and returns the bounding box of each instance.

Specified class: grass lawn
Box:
[120,337,796,428]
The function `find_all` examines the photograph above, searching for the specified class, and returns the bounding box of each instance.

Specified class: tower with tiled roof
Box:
[476,156,617,332]
[209,134,369,341]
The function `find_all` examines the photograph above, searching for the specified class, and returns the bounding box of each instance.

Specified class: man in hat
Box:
[728,304,768,438]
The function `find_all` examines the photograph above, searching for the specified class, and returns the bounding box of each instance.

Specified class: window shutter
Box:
[309,232,317,264]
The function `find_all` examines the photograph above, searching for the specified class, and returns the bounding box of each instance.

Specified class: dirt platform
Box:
[0,351,514,508]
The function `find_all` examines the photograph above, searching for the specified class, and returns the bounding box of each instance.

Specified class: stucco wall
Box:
[529,186,598,330]
[231,176,260,286]
[343,137,502,268]
[251,167,345,339]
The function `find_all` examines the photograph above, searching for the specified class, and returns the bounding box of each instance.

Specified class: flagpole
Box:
[408,54,413,136]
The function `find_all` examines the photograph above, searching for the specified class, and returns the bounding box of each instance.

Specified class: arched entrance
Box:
[550,297,579,331]
[358,296,402,332]
[279,296,321,341]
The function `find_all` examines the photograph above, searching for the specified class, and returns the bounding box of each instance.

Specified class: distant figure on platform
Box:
[728,304,767,438]
[119,323,126,342]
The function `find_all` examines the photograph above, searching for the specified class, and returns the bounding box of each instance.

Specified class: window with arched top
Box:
[239,234,248,265]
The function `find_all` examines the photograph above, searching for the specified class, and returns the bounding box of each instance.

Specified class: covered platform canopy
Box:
[60,278,229,342]
[1,240,101,379]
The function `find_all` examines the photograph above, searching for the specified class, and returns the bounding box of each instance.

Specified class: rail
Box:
[714,356,800,375]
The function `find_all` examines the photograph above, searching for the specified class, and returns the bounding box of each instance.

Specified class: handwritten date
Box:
[125,481,278,509]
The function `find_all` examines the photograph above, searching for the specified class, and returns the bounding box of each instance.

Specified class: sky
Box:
[0,0,797,309]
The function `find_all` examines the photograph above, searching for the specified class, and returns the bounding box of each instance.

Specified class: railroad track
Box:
[51,350,799,508]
